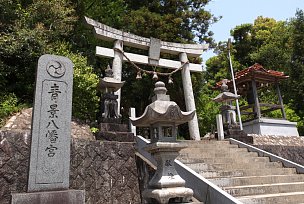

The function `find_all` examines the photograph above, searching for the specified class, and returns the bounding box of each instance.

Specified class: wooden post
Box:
[276,83,287,119]
[251,79,261,118]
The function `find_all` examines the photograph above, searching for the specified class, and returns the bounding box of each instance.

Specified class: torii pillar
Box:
[112,40,123,115]
[180,52,200,140]
[85,16,208,140]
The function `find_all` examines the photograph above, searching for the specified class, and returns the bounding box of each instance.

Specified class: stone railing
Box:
[135,135,242,204]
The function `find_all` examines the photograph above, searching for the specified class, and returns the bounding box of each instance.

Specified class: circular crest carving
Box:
[47,61,65,78]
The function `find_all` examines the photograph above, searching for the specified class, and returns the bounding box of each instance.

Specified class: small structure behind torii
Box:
[216,63,299,136]
[85,17,208,140]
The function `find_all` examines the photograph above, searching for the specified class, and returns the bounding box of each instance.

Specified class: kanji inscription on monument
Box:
[28,54,73,192]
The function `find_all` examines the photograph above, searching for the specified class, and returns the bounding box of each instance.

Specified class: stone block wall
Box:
[70,139,141,204]
[249,135,304,146]
[0,130,29,204]
[236,134,304,166]
[254,145,304,166]
[0,130,141,204]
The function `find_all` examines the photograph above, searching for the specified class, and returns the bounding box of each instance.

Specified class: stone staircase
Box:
[177,140,304,204]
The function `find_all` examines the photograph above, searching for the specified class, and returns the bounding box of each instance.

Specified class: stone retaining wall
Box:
[254,145,304,166]
[236,134,304,167]
[0,130,141,204]
[249,134,304,146]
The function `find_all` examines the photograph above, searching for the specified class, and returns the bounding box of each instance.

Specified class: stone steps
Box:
[179,155,270,164]
[238,192,304,204]
[180,146,245,152]
[178,140,304,203]
[181,143,240,149]
[180,147,248,155]
[209,174,304,187]
[185,160,282,171]
[198,167,296,178]
[224,182,304,197]
[180,151,259,159]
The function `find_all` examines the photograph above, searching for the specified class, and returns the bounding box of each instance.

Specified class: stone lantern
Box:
[213,79,251,141]
[98,65,125,123]
[130,81,195,204]
[213,79,240,129]
[96,65,134,142]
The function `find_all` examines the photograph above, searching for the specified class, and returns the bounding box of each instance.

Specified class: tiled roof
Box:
[234,63,288,79]
[215,63,288,88]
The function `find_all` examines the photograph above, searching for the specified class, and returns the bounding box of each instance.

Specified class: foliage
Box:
[196,83,221,135]
[0,93,28,127]
[0,0,77,103]
[0,0,99,124]
[0,0,220,134]
[227,17,292,71]
[285,10,304,114]
[90,127,99,134]
[50,43,99,122]
[206,12,304,135]
[82,0,219,45]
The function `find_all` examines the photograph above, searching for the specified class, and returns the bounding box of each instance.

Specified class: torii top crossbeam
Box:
[85,16,208,57]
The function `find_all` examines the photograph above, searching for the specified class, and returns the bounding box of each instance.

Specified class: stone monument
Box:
[130,81,195,204]
[11,54,84,204]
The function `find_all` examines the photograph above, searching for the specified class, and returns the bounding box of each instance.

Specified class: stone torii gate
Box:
[85,17,208,140]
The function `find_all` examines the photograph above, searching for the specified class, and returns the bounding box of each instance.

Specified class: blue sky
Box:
[203,0,304,63]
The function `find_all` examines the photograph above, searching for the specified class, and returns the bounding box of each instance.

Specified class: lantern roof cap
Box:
[213,79,240,103]
[98,65,125,92]
[130,81,195,127]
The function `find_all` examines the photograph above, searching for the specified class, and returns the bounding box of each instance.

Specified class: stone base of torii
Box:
[85,16,208,140]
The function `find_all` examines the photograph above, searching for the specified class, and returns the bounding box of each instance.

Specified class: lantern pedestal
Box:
[143,187,193,204]
[143,142,193,204]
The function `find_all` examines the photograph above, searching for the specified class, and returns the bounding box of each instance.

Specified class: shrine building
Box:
[217,63,299,136]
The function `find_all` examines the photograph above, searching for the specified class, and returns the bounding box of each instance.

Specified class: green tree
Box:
[50,43,99,122]
[284,9,304,134]
[0,0,99,125]
[206,13,304,135]
[196,81,221,135]
[0,0,77,102]
[230,16,288,68]
[0,0,220,133]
